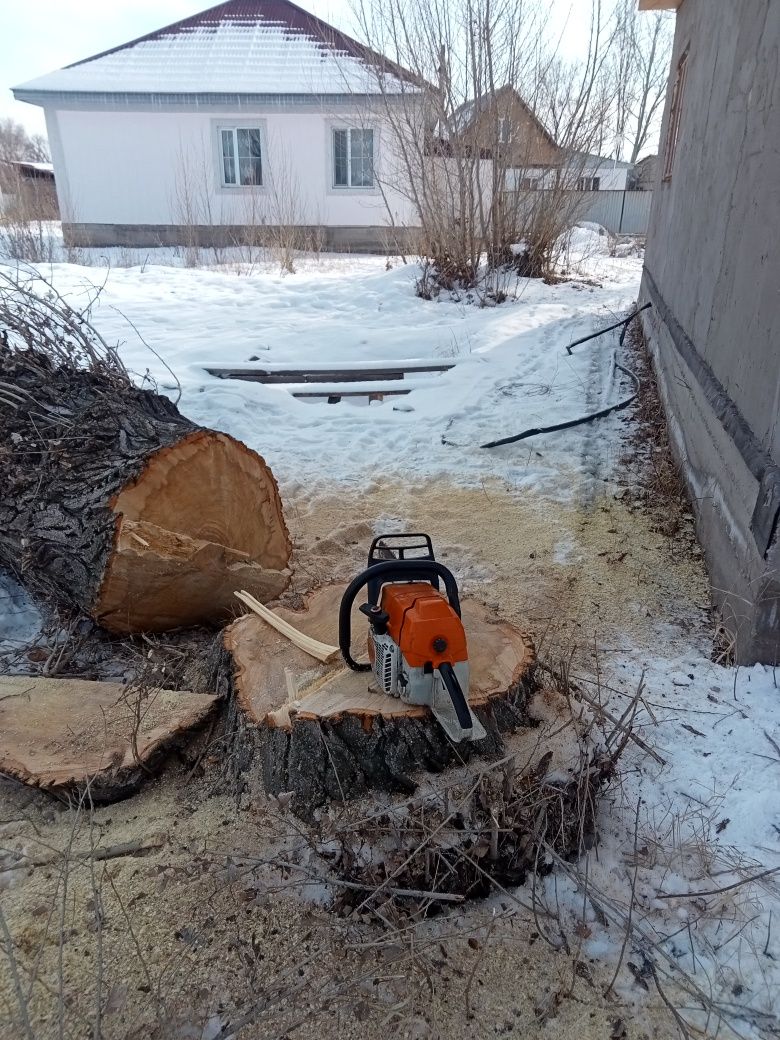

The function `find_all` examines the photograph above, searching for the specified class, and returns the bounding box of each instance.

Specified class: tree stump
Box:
[225,584,537,815]
[0,676,220,801]
[0,345,291,632]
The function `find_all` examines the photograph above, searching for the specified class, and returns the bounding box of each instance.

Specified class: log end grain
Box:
[0,676,221,802]
[97,431,292,633]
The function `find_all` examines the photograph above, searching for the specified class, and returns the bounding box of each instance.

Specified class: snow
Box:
[0,571,41,655]
[12,234,641,504]
[549,654,780,1038]
[1,228,777,1035]
[15,20,410,96]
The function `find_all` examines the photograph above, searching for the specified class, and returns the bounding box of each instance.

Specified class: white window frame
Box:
[577,176,601,192]
[215,123,265,189]
[498,117,512,145]
[331,127,376,190]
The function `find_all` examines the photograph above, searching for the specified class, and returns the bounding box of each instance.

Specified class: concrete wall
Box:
[44,100,420,240]
[640,0,780,662]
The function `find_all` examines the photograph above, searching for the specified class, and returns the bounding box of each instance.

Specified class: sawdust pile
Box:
[286,478,710,664]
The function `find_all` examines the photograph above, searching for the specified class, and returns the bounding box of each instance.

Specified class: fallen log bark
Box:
[224,584,539,816]
[0,343,291,632]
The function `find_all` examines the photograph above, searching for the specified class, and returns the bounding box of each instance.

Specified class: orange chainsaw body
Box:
[369,581,468,670]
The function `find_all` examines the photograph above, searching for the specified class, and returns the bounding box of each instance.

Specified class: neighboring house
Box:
[0,159,58,217]
[628,153,658,190]
[453,85,561,191]
[454,89,632,194]
[638,0,780,663]
[11,0,422,250]
[570,153,633,192]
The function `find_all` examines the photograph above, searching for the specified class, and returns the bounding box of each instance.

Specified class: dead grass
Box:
[620,320,698,548]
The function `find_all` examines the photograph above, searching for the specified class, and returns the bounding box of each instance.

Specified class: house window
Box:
[577,176,601,191]
[520,177,539,190]
[220,127,263,186]
[498,117,512,145]
[333,128,374,188]
[663,48,688,181]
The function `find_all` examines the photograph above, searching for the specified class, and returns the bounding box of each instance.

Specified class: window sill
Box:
[327,185,381,197]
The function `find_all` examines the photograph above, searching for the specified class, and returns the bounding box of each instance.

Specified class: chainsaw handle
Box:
[339,560,462,672]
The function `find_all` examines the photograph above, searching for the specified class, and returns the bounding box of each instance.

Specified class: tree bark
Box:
[223,584,538,817]
[0,345,291,632]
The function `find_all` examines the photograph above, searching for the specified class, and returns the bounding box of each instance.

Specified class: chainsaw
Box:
[338,534,486,743]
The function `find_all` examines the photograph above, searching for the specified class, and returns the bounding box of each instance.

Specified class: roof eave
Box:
[12,86,419,107]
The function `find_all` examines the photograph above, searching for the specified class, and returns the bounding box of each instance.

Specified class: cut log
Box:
[0,676,220,801]
[224,584,537,815]
[0,345,291,632]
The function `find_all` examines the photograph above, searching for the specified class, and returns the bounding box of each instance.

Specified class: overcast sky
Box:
[2,0,609,135]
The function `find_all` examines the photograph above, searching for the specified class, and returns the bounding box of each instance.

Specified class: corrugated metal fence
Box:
[575,189,653,234]
[504,188,653,235]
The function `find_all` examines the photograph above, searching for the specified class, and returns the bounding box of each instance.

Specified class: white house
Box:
[571,153,633,192]
[12,0,423,250]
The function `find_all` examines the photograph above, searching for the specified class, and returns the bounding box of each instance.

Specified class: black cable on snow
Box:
[479,302,651,450]
[564,302,651,356]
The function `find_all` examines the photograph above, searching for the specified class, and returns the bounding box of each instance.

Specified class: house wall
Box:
[639,0,780,662]
[44,101,420,249]
[471,92,559,168]
[590,163,629,191]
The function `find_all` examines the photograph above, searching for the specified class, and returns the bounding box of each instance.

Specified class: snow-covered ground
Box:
[10,225,639,501]
[2,228,778,1037]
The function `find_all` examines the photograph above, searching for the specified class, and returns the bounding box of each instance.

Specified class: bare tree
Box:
[612,0,674,163]
[351,0,617,293]
[0,118,50,164]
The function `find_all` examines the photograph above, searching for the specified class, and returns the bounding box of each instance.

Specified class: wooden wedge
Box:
[234,590,340,664]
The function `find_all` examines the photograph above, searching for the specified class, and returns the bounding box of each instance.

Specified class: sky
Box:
[1,0,611,135]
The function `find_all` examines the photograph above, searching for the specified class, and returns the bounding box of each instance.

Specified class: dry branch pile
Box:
[326,752,614,910]
[0,269,291,633]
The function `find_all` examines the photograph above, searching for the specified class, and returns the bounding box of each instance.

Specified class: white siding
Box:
[48,105,419,229]
[590,163,629,191]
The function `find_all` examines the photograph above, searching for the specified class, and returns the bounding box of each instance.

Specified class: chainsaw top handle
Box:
[339,559,462,672]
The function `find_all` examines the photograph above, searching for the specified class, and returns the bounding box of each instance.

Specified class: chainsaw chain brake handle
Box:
[338,558,462,672]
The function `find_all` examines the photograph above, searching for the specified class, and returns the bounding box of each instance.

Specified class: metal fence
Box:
[575,189,653,235]
[503,188,653,235]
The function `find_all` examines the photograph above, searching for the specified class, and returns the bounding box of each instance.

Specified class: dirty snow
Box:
[551,654,780,1039]
[2,226,778,1037]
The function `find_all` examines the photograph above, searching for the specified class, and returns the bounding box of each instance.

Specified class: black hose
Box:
[480,303,650,450]
[564,302,651,356]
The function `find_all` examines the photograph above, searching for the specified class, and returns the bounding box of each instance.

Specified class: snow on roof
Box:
[6,160,54,174]
[13,0,417,98]
[574,152,633,169]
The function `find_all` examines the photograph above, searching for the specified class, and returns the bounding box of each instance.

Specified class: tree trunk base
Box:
[224,584,538,816]
[0,345,291,633]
